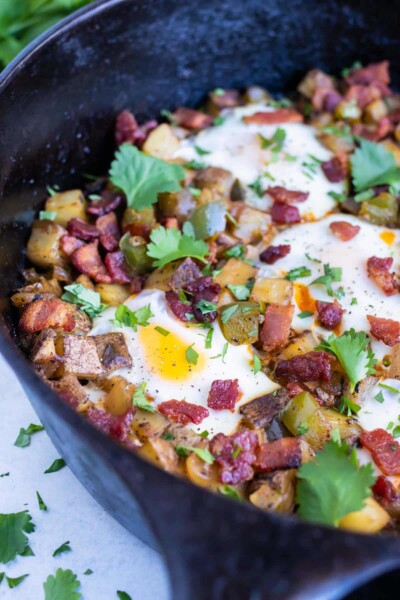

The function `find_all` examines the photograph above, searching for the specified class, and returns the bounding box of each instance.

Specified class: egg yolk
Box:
[380,231,396,246]
[139,325,205,380]
[294,283,316,313]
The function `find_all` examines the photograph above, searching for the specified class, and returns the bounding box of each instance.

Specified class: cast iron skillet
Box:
[1,1,400,598]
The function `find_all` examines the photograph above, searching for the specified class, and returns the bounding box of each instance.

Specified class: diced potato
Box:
[95,283,130,305]
[360,193,398,225]
[219,302,260,345]
[339,497,390,534]
[335,100,362,122]
[249,469,296,513]
[186,452,219,489]
[26,219,67,269]
[318,133,354,154]
[157,190,196,223]
[56,334,102,379]
[102,376,135,416]
[132,410,169,441]
[11,276,62,308]
[94,333,132,373]
[142,124,180,160]
[45,189,87,227]
[230,205,271,244]
[214,258,256,288]
[76,274,95,290]
[122,207,156,233]
[144,261,178,291]
[250,278,293,305]
[217,288,235,307]
[139,437,179,473]
[282,392,331,451]
[278,331,316,361]
[30,329,57,364]
[322,407,362,445]
[364,99,388,124]
[192,167,234,200]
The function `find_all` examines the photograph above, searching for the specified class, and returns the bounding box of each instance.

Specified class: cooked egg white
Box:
[90,289,277,435]
[259,214,400,360]
[173,103,345,220]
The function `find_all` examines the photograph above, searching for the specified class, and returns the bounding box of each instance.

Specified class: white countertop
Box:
[0,354,169,600]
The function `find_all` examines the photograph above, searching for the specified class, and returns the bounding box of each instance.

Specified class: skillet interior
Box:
[1,1,400,598]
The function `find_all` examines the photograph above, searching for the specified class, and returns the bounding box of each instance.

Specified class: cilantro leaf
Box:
[14,423,44,448]
[351,139,400,192]
[227,282,253,300]
[297,440,375,526]
[310,263,342,298]
[39,210,57,221]
[53,541,72,557]
[132,383,155,413]
[0,511,35,563]
[6,574,29,589]
[195,299,218,315]
[259,127,286,151]
[185,344,199,365]
[146,225,208,268]
[109,144,185,210]
[114,303,154,330]
[44,458,66,474]
[218,485,242,501]
[316,329,377,392]
[117,592,133,600]
[43,568,81,600]
[285,266,311,281]
[61,284,106,318]
[224,244,245,259]
[248,176,264,197]
[253,354,262,375]
[175,446,214,464]
[36,491,47,511]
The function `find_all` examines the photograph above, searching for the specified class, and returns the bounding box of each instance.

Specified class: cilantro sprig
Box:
[132,383,155,413]
[316,329,377,392]
[14,423,44,448]
[114,304,154,330]
[0,511,35,564]
[43,568,81,600]
[350,139,400,193]
[109,144,185,210]
[146,224,208,268]
[310,263,342,298]
[297,440,375,526]
[61,284,106,318]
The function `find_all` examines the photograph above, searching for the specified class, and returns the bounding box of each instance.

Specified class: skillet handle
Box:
[139,477,400,600]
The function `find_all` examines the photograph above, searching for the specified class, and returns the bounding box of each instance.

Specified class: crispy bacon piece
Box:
[129,275,145,294]
[172,107,213,130]
[372,475,397,503]
[105,251,132,284]
[158,400,209,425]
[115,109,157,147]
[361,428,400,476]
[345,84,383,109]
[207,379,240,411]
[169,258,202,294]
[316,300,344,330]
[367,256,399,296]
[367,315,400,346]
[165,291,194,322]
[346,61,390,87]
[19,298,75,334]
[352,117,392,142]
[96,211,120,252]
[60,235,84,256]
[86,191,122,217]
[275,351,333,383]
[329,221,360,241]
[71,240,111,283]
[298,69,337,110]
[259,244,291,264]
[183,276,221,324]
[321,153,348,182]
[67,218,99,241]
[254,438,302,472]
[210,430,259,485]
[260,304,294,352]
[243,109,303,124]
[287,382,304,397]
[265,186,309,204]
[271,202,301,225]
[86,406,135,444]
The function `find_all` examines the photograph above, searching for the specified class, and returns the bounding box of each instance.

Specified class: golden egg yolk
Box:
[294,283,316,313]
[380,231,396,246]
[139,325,205,380]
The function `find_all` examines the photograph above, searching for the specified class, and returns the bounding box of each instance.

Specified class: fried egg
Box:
[173,103,345,220]
[90,289,277,435]
[259,213,400,360]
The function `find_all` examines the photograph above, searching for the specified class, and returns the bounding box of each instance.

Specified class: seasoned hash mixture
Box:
[14,60,400,532]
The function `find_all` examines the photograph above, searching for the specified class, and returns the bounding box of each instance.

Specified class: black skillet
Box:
[1,1,400,598]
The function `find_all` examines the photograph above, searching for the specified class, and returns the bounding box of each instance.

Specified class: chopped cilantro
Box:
[61,284,106,318]
[117,593,133,600]
[232,443,242,459]
[379,382,400,394]
[285,266,311,281]
[268,97,292,108]
[350,139,400,192]
[196,299,218,315]
[316,329,377,392]
[220,304,238,324]
[184,159,207,170]
[339,396,361,416]
[297,422,309,435]
[253,354,262,375]
[53,541,72,557]
[225,210,239,227]
[83,569,93,576]
[248,176,264,198]
[185,344,199,365]
[351,297,358,305]
[46,185,60,197]
[341,60,362,78]
[147,225,208,268]
[36,491,47,511]
[199,430,209,438]
[175,446,214,464]
[132,383,155,413]
[0,511,35,563]
[297,440,375,526]
[224,244,245,259]
[259,127,286,152]
[188,186,201,197]
[162,432,175,441]
[227,282,253,300]
[205,327,214,349]
[14,423,44,448]
[221,342,229,363]
[218,485,241,501]
[109,144,184,210]
[393,426,400,439]
[155,326,170,337]
[374,391,385,404]
[212,88,225,96]
[44,458,66,474]
[43,568,81,600]
[213,116,226,126]
[6,574,29,589]
[114,303,154,330]
[387,421,394,430]
[298,311,313,319]
[322,124,354,145]
[310,263,342,298]
[39,210,57,221]
[341,98,360,119]
[354,188,374,203]
[330,428,342,444]
[327,191,347,203]
[0,473,9,478]
[305,253,322,264]
[194,145,211,156]
[160,108,177,124]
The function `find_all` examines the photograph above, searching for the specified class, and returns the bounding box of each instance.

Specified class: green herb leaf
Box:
[248,176,264,197]
[220,304,239,324]
[185,344,199,365]
[194,145,211,156]
[354,188,374,203]
[39,211,57,221]
[205,328,214,349]
[339,395,361,416]
[61,284,106,318]
[14,423,44,448]
[53,541,72,557]
[379,382,400,394]
[393,426,400,439]
[259,127,286,152]
[227,282,253,301]
[132,383,155,413]
[44,458,66,474]
[109,144,185,210]
[253,354,262,375]
[175,446,214,464]
[297,440,375,526]
[196,299,218,315]
[350,139,400,192]
[114,303,154,330]
[213,116,225,126]
[218,485,241,501]
[147,225,208,268]
[183,159,207,170]
[310,263,342,298]
[316,329,377,392]
[6,574,29,589]
[36,491,47,511]
[297,422,309,435]
[43,568,81,600]
[224,244,245,259]
[327,191,347,203]
[155,326,170,336]
[374,391,385,404]
[83,569,93,575]
[0,511,35,563]
[298,311,313,319]
[117,591,133,600]
[285,266,311,281]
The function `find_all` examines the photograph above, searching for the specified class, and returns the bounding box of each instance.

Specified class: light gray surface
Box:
[0,354,169,600]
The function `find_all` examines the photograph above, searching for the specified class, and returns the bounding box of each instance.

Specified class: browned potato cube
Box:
[231,205,271,244]
[30,329,57,364]
[26,219,67,269]
[95,283,130,306]
[214,258,256,288]
[45,190,87,228]
[93,333,132,372]
[192,167,234,199]
[139,437,179,473]
[57,334,102,378]
[142,124,180,159]
[102,376,135,416]
[249,469,296,513]
[250,278,293,305]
